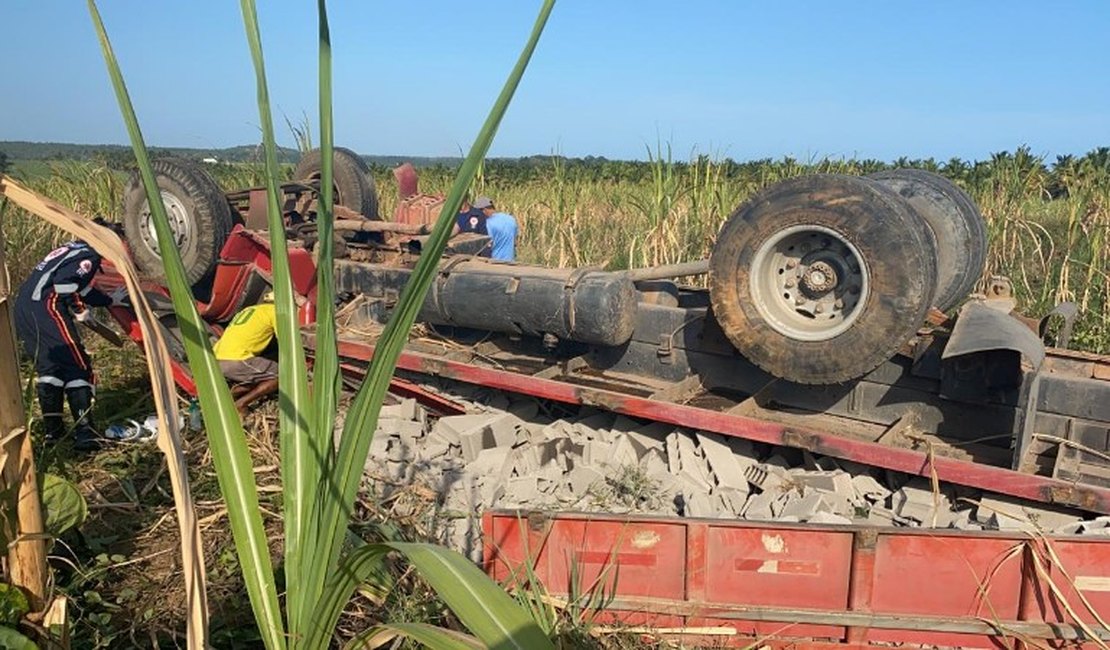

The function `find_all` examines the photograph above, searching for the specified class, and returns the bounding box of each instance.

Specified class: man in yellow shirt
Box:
[214,301,279,416]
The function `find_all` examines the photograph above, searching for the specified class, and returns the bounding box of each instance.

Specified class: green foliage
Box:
[40,473,88,539]
[0,584,30,626]
[0,150,9,175]
[0,625,38,650]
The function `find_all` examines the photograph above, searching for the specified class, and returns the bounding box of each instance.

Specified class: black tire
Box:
[708,174,938,384]
[294,147,379,219]
[123,158,234,286]
[868,169,987,311]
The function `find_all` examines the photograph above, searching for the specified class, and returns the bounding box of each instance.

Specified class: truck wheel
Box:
[868,169,987,311]
[123,158,234,286]
[709,175,937,384]
[294,147,379,219]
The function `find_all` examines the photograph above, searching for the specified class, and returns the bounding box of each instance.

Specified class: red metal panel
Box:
[1026,537,1110,648]
[698,525,853,640]
[485,515,688,600]
[329,337,1110,514]
[866,534,1024,648]
[483,511,1110,649]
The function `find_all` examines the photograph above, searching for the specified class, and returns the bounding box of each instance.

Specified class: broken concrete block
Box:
[626,428,667,457]
[978,496,1082,533]
[418,435,451,461]
[698,432,755,491]
[566,466,605,495]
[639,448,669,480]
[434,414,495,446]
[606,434,641,467]
[488,414,521,448]
[808,511,852,525]
[794,471,853,496]
[380,398,420,422]
[779,492,831,521]
[665,432,682,474]
[715,487,748,516]
[893,480,950,525]
[742,491,777,520]
[852,474,891,502]
[683,491,717,518]
[502,476,539,505]
[744,464,787,493]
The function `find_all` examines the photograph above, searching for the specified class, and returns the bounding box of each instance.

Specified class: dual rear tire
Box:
[123,148,377,284]
[708,171,986,385]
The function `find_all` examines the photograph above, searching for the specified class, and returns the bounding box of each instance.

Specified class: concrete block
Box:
[979,496,1082,532]
[502,476,539,505]
[794,471,853,496]
[779,492,831,521]
[744,464,786,493]
[626,428,667,457]
[852,474,891,502]
[665,433,682,474]
[581,440,612,467]
[418,435,451,461]
[380,398,419,422]
[742,491,777,520]
[607,434,641,467]
[808,511,852,525]
[715,487,748,516]
[639,448,669,480]
[678,435,713,485]
[566,466,605,495]
[1052,521,1085,535]
[893,480,950,524]
[698,432,755,491]
[683,491,717,518]
[488,414,521,448]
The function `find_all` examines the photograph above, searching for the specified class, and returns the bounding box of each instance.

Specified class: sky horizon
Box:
[2,2,1108,164]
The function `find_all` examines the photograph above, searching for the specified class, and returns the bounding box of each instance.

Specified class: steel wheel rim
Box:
[139,190,192,259]
[748,224,870,341]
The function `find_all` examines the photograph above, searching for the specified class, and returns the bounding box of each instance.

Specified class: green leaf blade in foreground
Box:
[348,622,484,650]
[237,1,317,638]
[88,2,285,647]
[308,543,554,650]
[299,0,339,636]
[302,2,557,637]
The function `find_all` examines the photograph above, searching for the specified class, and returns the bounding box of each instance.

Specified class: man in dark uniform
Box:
[452,198,488,236]
[14,231,126,450]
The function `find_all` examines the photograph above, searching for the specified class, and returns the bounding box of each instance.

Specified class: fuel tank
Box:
[419,259,637,346]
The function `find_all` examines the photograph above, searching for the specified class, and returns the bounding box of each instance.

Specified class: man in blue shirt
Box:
[473,196,518,261]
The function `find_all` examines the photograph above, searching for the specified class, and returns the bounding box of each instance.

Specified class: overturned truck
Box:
[100,153,1110,647]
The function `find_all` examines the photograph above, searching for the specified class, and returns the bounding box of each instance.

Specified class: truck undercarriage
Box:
[95,153,1110,647]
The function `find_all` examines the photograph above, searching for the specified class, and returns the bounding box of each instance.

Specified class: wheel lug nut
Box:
[835,299,844,309]
[815,305,823,314]
[795,296,806,306]
[786,260,797,269]
[784,279,795,288]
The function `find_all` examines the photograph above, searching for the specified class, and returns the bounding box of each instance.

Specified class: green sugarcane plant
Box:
[88,0,557,648]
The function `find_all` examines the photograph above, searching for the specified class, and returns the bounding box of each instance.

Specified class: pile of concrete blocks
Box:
[356,385,1102,559]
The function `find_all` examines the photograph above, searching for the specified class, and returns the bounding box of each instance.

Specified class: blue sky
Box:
[1,1,1108,162]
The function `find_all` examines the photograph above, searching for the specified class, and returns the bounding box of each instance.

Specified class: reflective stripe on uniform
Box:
[31,247,85,301]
